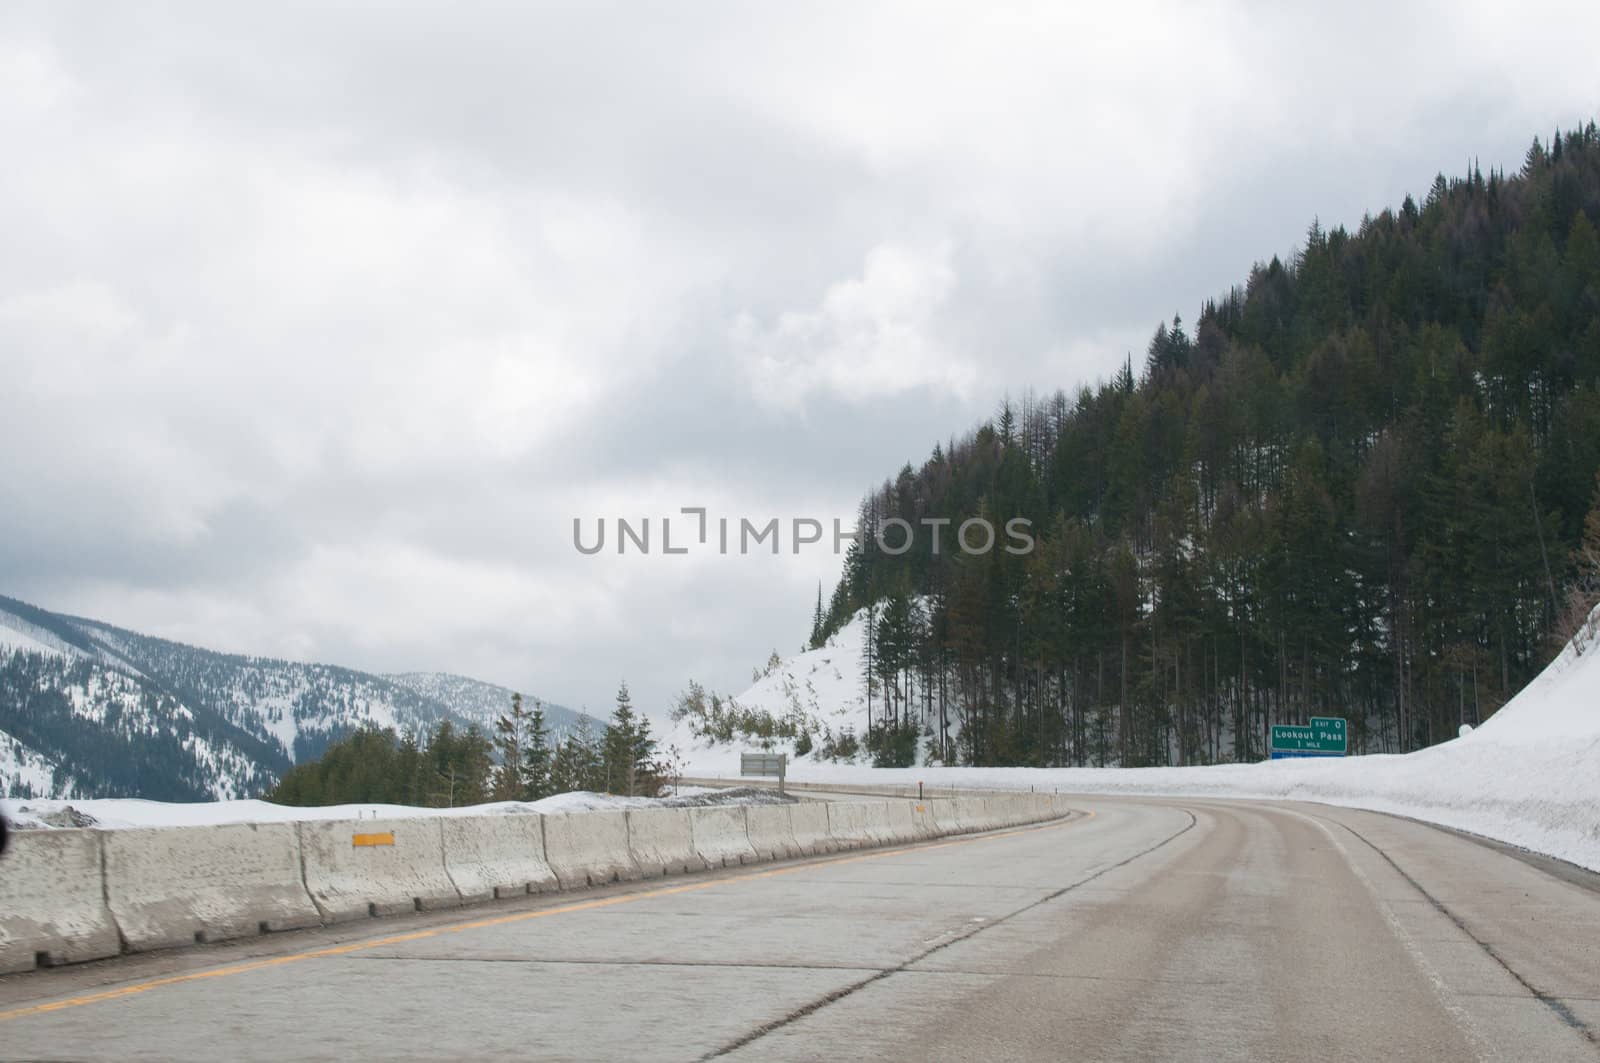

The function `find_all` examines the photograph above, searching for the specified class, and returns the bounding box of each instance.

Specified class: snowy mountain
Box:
[0,594,591,801]
[385,672,587,736]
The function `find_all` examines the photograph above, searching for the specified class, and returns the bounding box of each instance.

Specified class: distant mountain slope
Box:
[0,650,273,801]
[72,619,459,764]
[1,724,71,798]
[0,594,585,801]
[384,672,589,735]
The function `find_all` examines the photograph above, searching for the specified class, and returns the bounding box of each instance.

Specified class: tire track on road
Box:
[702,808,1198,1060]
[1334,816,1598,1049]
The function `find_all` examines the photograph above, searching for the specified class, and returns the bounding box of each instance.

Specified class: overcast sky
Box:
[2,2,1597,721]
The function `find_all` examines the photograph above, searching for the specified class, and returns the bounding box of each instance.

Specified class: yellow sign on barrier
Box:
[351,832,395,848]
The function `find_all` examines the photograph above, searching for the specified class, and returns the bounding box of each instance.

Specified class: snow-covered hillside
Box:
[386,672,590,736]
[663,612,872,767]
[687,604,1600,871]
[0,603,279,801]
[1,725,66,797]
[0,595,574,801]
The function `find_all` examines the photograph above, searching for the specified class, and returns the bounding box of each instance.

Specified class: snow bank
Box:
[0,786,799,832]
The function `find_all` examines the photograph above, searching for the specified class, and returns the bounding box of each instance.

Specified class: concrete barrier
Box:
[1006,796,1038,826]
[825,802,875,849]
[103,822,319,951]
[2,786,1077,978]
[690,805,756,867]
[542,811,639,889]
[745,805,801,861]
[976,797,1006,830]
[884,801,918,844]
[859,802,901,845]
[951,797,989,833]
[1006,796,1036,826]
[442,815,558,902]
[929,798,963,835]
[0,829,121,974]
[298,818,460,922]
[788,802,835,855]
[911,801,940,839]
[626,808,704,877]
[982,797,1015,830]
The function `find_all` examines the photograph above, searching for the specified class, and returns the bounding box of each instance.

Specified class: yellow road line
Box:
[0,811,1091,1025]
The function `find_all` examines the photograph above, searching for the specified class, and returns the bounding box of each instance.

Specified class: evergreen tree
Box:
[547,731,581,795]
[522,699,554,800]
[427,721,493,807]
[550,717,604,794]
[630,711,662,798]
[791,120,1600,767]
[601,682,659,796]
[492,692,530,801]
[268,721,493,808]
[1585,481,1600,585]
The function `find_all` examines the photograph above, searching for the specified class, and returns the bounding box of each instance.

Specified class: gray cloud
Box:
[3,1,1597,718]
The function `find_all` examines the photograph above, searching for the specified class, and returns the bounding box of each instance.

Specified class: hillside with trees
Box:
[267,684,664,806]
[813,124,1600,769]
[0,593,591,799]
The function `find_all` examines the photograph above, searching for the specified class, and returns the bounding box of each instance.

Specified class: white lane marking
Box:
[1276,805,1498,1063]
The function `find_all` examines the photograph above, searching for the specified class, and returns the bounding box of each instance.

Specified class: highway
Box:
[1,798,1596,1061]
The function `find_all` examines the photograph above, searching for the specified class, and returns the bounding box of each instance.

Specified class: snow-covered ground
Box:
[0,785,795,831]
[683,605,1600,873]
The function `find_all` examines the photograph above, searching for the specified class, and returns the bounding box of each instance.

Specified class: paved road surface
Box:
[2,798,1596,1061]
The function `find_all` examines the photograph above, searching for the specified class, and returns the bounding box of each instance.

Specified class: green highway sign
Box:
[1269,716,1347,759]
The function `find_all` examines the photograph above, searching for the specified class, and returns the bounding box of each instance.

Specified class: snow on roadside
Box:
[688,603,1600,872]
[0,785,796,831]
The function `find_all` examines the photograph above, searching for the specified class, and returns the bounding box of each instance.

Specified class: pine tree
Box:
[492,692,530,801]
[396,731,425,805]
[1583,484,1600,596]
[550,717,602,794]
[427,721,493,807]
[860,599,878,742]
[575,718,606,791]
[603,682,643,795]
[547,732,579,795]
[429,721,462,807]
[630,712,662,798]
[522,699,553,800]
